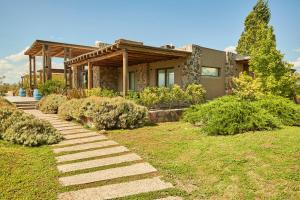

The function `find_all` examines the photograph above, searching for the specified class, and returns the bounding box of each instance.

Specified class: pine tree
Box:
[235,0,296,98]
[236,0,270,55]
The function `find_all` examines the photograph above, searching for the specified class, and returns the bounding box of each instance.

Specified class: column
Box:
[29,55,32,89]
[122,49,128,97]
[88,62,93,89]
[33,56,36,87]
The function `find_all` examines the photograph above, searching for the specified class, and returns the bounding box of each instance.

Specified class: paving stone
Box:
[60,129,91,135]
[53,124,79,128]
[59,162,157,186]
[56,146,130,163]
[155,196,183,200]
[53,140,118,153]
[56,126,83,131]
[58,177,173,200]
[57,153,142,173]
[63,132,100,140]
[53,135,108,146]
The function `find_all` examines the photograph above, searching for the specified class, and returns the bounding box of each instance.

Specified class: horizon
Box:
[0,0,299,83]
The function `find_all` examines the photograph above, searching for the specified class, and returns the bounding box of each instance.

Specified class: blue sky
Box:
[0,0,299,83]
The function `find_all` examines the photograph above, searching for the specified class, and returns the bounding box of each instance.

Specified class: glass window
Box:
[129,72,136,91]
[157,68,175,87]
[166,68,174,87]
[158,69,166,87]
[201,67,220,77]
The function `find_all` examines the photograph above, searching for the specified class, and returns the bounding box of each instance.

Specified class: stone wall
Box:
[99,66,118,90]
[148,108,185,123]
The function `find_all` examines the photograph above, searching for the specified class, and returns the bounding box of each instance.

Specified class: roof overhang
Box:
[65,39,192,67]
[24,40,97,58]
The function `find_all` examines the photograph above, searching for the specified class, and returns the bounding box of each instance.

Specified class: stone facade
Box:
[99,66,118,91]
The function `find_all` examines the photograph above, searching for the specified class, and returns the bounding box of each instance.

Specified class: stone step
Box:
[17,106,36,110]
[54,135,108,146]
[63,132,100,140]
[57,153,142,173]
[58,177,173,200]
[56,126,84,131]
[56,146,129,163]
[60,129,92,135]
[59,162,157,186]
[53,140,118,153]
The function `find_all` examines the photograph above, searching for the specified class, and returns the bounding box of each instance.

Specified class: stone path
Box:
[25,110,182,200]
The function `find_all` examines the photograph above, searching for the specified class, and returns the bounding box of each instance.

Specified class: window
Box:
[157,68,174,87]
[128,71,136,91]
[201,67,220,77]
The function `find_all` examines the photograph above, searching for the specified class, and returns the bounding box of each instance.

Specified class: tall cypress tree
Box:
[236,0,296,98]
[236,0,270,55]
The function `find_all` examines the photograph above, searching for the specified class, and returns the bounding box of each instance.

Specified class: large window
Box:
[201,67,220,77]
[128,71,136,91]
[157,68,174,87]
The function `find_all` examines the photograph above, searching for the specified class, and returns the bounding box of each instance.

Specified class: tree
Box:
[236,0,296,98]
[236,0,270,55]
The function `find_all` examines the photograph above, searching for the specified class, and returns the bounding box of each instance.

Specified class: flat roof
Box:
[65,39,192,67]
[24,40,97,58]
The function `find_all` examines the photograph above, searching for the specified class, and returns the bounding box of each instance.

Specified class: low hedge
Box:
[58,96,148,130]
[0,107,63,146]
[38,94,67,114]
[183,96,282,135]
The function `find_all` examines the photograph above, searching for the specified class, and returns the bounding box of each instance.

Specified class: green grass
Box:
[107,122,300,200]
[0,140,61,200]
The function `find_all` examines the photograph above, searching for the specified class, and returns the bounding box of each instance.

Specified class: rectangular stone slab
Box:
[59,162,157,186]
[58,177,173,200]
[63,132,100,140]
[57,153,142,173]
[56,126,83,131]
[53,140,118,153]
[56,146,129,163]
[61,129,92,135]
[52,124,80,128]
[53,135,108,146]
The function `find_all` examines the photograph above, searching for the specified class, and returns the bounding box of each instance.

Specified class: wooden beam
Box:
[87,62,93,89]
[122,49,128,97]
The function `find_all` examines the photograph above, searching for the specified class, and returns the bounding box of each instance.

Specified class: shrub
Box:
[86,87,118,98]
[139,84,206,109]
[185,83,206,104]
[80,96,148,130]
[38,94,67,114]
[0,97,15,108]
[183,96,281,135]
[255,95,300,126]
[232,73,263,100]
[58,98,84,121]
[38,80,65,96]
[66,88,86,99]
[0,107,15,137]
[3,116,63,146]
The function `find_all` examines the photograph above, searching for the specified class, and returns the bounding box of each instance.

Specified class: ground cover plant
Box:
[107,122,300,200]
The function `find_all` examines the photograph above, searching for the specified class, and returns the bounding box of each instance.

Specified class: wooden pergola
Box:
[65,39,191,96]
[24,40,97,89]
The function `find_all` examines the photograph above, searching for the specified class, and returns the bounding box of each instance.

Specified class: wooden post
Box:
[33,56,36,88]
[42,45,47,84]
[29,55,32,89]
[47,56,52,80]
[88,62,93,89]
[68,66,72,88]
[64,48,68,87]
[122,49,128,97]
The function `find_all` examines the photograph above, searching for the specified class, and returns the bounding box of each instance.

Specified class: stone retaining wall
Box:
[148,108,185,123]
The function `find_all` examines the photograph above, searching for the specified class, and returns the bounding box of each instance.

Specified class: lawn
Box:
[0,140,60,200]
[107,122,300,200]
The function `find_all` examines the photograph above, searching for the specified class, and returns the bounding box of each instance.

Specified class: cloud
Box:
[0,47,29,84]
[290,57,300,73]
[293,48,300,52]
[224,45,237,53]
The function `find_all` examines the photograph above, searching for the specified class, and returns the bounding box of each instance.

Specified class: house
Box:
[24,39,249,99]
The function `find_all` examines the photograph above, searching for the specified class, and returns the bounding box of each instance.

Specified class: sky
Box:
[0,0,299,83]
